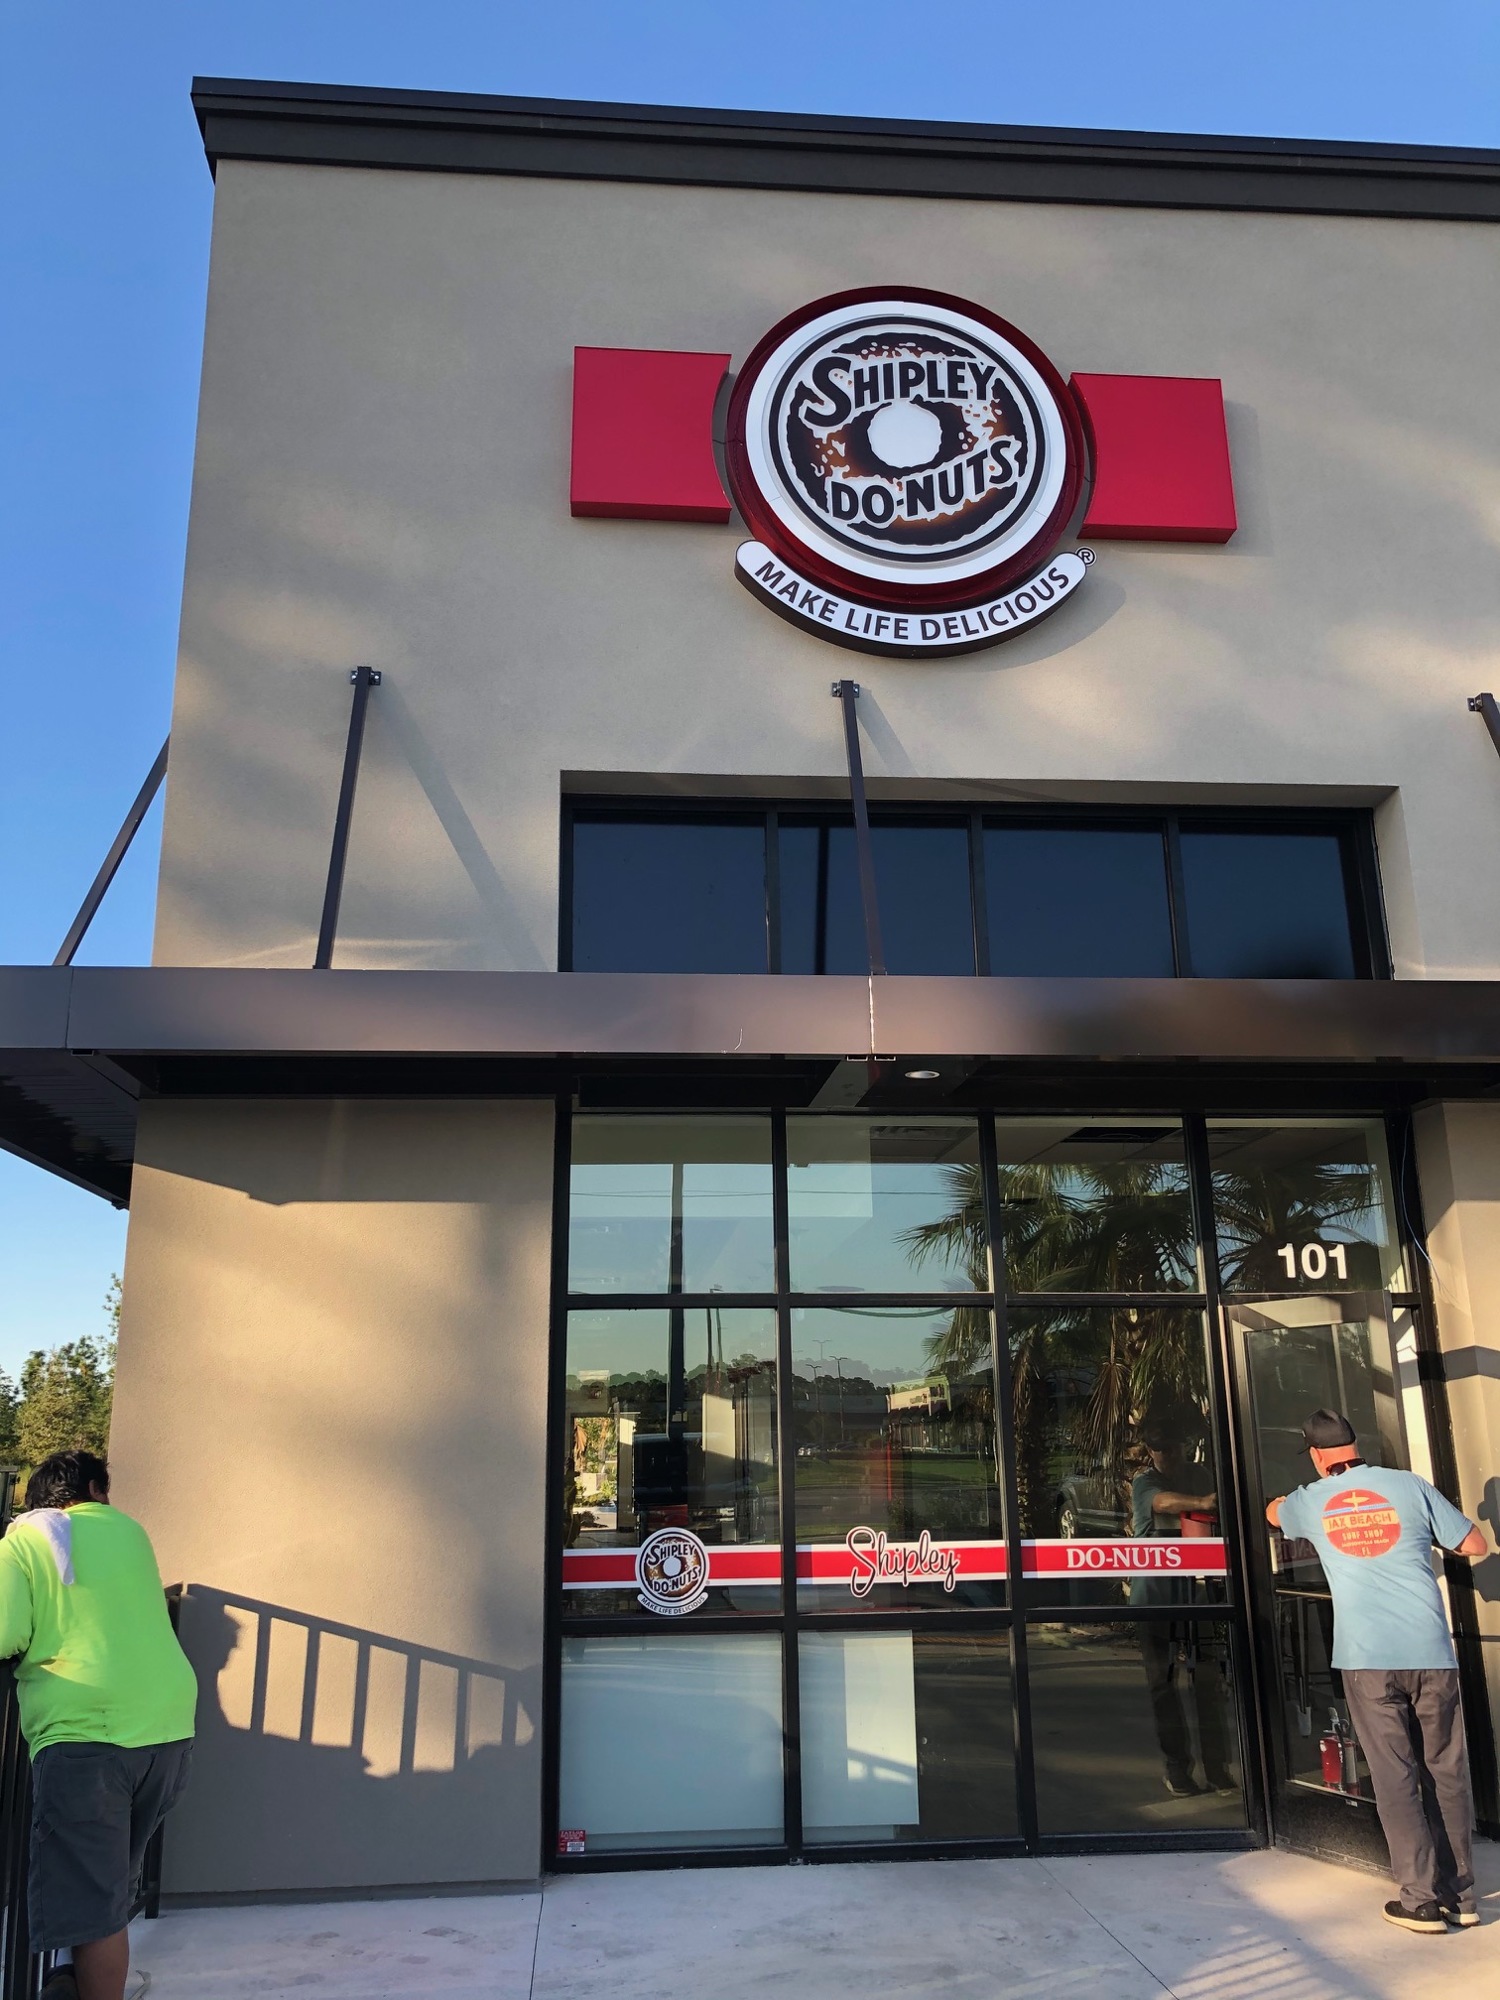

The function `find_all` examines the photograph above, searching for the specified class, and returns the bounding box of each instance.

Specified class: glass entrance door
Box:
[1208,1115,1416,1866]
[1227,1295,1409,1865]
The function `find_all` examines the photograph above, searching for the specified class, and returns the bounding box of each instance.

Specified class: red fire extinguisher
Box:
[1320,1709,1360,1794]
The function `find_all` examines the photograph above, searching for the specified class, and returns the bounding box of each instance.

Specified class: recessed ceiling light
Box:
[904,1069,940,1080]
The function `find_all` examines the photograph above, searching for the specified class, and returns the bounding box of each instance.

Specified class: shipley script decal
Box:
[725,287,1092,659]
[737,542,1091,658]
[846,1526,962,1596]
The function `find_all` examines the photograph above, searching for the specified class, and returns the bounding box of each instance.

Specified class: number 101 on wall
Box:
[1277,1242,1349,1281]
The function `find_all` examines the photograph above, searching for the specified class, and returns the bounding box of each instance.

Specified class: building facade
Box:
[5,78,1500,1897]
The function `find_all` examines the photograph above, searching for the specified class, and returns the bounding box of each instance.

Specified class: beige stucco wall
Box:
[152,161,1500,980]
[107,1096,555,1895]
[1410,1102,1500,1753]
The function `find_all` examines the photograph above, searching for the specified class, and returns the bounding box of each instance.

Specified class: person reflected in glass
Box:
[1131,1418,1235,1799]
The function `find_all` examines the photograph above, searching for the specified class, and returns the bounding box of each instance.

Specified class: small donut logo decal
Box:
[1322,1486,1402,1559]
[635,1527,711,1615]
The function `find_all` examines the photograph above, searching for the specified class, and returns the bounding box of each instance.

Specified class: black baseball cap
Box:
[1302,1408,1357,1449]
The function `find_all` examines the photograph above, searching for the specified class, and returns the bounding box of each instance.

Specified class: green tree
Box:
[16,1336,114,1470]
[0,1370,20,1466]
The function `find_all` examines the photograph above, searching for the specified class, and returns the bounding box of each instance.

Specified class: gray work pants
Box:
[1342,1669,1475,1913]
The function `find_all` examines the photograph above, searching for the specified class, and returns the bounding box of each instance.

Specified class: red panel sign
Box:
[1072,373,1236,542]
[570,347,731,522]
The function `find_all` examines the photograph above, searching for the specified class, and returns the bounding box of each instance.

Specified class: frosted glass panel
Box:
[559,1635,783,1852]
[799,1632,918,1839]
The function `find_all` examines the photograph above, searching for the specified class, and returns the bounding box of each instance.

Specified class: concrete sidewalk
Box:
[130,1841,1500,1999]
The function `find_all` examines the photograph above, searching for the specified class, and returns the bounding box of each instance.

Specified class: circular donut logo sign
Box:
[726,288,1091,657]
[635,1527,710,1616]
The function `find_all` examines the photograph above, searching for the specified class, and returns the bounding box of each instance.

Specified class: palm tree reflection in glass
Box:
[903,1154,1196,1540]
[902,1144,1384,1541]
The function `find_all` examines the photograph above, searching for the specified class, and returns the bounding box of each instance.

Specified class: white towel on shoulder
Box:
[7,1508,75,1585]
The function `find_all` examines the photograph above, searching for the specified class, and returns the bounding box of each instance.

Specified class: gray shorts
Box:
[29,1739,193,1951]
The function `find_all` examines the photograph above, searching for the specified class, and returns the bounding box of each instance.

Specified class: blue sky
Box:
[3,1,1499,1380]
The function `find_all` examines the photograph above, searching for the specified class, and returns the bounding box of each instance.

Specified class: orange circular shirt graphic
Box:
[1321,1486,1403,1558]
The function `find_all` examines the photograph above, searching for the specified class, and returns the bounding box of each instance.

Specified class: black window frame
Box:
[560,798,1391,981]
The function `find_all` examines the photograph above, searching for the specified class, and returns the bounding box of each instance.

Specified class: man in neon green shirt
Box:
[0,1450,197,2000]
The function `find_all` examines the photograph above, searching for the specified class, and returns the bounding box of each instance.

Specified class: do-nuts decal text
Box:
[726,288,1091,658]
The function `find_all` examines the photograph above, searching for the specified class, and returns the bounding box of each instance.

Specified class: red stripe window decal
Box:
[561,1540,1227,1588]
[560,1541,1011,1588]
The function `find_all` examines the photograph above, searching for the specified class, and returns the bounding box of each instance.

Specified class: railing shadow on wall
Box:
[168,1587,534,1897]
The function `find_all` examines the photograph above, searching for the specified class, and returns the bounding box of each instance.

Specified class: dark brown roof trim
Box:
[10,962,1500,1199]
[192,77,1500,222]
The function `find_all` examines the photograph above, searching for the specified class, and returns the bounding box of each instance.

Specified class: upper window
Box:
[780,821,975,975]
[570,818,767,973]
[565,805,1384,980]
[985,825,1175,977]
[1178,829,1356,978]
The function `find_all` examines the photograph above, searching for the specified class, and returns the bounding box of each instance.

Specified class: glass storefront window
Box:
[786,1116,984,1294]
[569,1115,775,1294]
[779,820,975,976]
[1010,1304,1226,1607]
[1179,827,1356,978]
[564,1308,779,1614]
[560,1634,784,1852]
[1208,1120,1404,1292]
[566,805,1377,981]
[984,824,1176,976]
[556,1104,1412,1862]
[799,1631,1017,1843]
[792,1304,1004,1609]
[569,815,769,973]
[1027,1621,1246,1832]
[995,1119,1195,1293]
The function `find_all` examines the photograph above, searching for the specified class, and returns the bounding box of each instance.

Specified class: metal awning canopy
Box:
[5,964,1500,1205]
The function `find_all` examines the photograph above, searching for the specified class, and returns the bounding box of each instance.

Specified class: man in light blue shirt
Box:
[1269,1408,1487,1935]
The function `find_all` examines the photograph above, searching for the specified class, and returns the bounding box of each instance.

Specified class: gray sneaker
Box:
[1439,1904,1481,1929]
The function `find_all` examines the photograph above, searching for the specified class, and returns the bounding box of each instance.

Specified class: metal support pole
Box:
[315,667,381,969]
[1469,693,1500,760]
[831,679,885,976]
[53,738,170,967]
